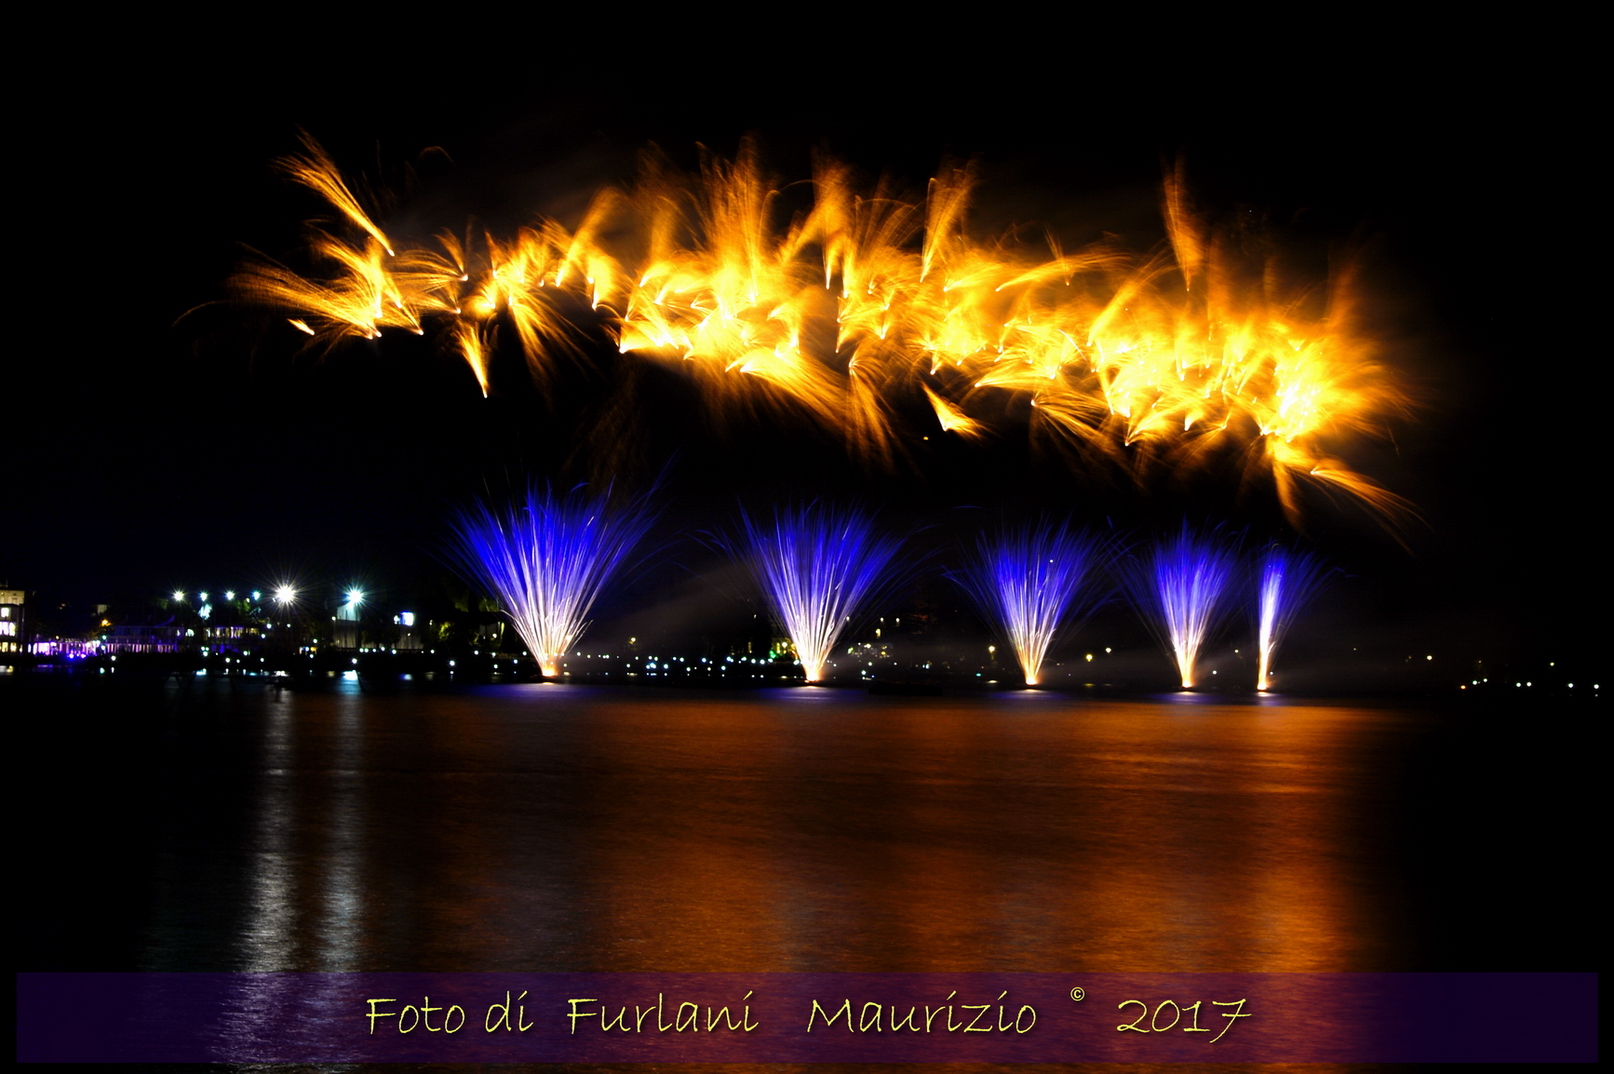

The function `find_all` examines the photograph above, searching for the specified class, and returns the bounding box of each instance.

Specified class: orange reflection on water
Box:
[201,686,1408,973]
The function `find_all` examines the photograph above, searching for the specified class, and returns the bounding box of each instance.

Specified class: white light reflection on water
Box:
[241,686,297,971]
[233,676,372,973]
[313,685,366,970]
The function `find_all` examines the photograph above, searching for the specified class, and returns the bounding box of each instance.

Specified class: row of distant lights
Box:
[172,586,374,623]
[172,586,351,607]
[1460,663,1597,691]
[564,654,803,668]
[1464,678,1598,690]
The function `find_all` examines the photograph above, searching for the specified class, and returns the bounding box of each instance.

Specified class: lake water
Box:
[16,672,1589,980]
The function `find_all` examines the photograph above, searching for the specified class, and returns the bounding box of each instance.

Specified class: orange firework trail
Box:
[233,138,1412,523]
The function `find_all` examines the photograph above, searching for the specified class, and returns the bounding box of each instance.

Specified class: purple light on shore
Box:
[451,485,656,678]
[954,522,1107,686]
[1257,547,1328,691]
[738,504,903,683]
[1130,527,1238,689]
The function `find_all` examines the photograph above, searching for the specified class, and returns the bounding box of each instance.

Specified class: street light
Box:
[339,588,366,651]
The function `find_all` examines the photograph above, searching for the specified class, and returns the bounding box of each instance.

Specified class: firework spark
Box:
[736,504,905,683]
[1256,546,1329,691]
[952,521,1109,686]
[450,485,656,677]
[235,138,1412,523]
[1128,527,1239,689]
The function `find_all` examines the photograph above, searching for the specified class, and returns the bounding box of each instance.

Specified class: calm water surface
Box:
[18,673,1589,986]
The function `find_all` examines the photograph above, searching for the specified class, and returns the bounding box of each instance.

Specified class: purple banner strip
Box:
[16,972,1596,1063]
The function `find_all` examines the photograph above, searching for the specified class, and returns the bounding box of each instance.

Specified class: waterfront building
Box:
[0,589,24,653]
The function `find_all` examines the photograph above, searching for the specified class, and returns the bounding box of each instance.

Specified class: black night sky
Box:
[12,41,1595,685]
